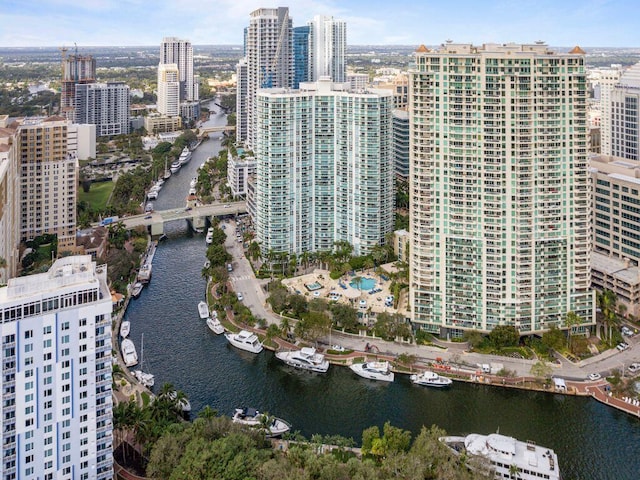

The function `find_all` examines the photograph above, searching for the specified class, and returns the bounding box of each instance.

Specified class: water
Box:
[350,277,376,290]
[122,100,640,480]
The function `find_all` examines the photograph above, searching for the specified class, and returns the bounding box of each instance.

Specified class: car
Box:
[616,342,630,352]
[628,363,640,374]
[621,326,634,337]
[588,373,601,381]
[227,263,233,272]
[236,292,243,301]
[224,204,231,208]
[144,215,152,219]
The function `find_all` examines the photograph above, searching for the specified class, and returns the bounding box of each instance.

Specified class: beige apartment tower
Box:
[409,42,594,337]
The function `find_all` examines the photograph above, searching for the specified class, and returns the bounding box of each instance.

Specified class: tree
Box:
[530,361,553,386]
[333,240,354,264]
[565,311,583,352]
[396,353,417,372]
[330,303,359,332]
[488,325,520,350]
[541,325,566,353]
[597,289,619,340]
[463,329,485,350]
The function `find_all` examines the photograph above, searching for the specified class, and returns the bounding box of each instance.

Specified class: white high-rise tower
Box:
[307,15,346,83]
[158,37,199,121]
[409,42,594,337]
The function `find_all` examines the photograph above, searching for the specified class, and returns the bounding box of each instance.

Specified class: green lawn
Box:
[78,181,114,210]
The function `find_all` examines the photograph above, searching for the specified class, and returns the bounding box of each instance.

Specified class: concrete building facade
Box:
[256,79,394,257]
[409,42,594,336]
[0,256,113,480]
[307,15,346,83]
[74,82,131,137]
[157,63,180,118]
[0,116,20,283]
[158,37,199,122]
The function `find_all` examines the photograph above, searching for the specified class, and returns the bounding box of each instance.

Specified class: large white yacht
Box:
[178,146,192,165]
[275,347,329,373]
[121,338,138,367]
[232,407,291,437]
[206,316,225,335]
[440,433,561,480]
[410,370,453,388]
[350,361,394,382]
[197,301,209,319]
[224,330,264,354]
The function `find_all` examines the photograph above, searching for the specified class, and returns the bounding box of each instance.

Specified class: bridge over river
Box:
[98,201,247,235]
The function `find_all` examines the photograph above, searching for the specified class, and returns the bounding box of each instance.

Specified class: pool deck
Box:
[282,267,401,315]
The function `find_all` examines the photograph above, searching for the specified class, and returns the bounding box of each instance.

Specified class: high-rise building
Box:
[392,108,409,181]
[74,82,131,137]
[596,67,623,156]
[409,42,594,336]
[293,26,310,88]
[60,50,96,119]
[307,15,346,83]
[244,7,293,149]
[610,63,640,160]
[0,115,19,283]
[0,255,113,480]
[256,78,394,257]
[158,37,199,121]
[157,63,180,117]
[17,116,77,252]
[235,59,248,142]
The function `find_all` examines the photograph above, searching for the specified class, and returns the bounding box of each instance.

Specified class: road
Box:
[223,220,640,381]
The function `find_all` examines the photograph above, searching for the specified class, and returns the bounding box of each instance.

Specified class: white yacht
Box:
[131,281,144,299]
[178,146,192,165]
[167,391,191,413]
[224,330,263,354]
[133,334,154,388]
[121,338,138,367]
[440,433,561,480]
[197,301,209,319]
[275,347,329,373]
[206,316,225,335]
[410,370,453,388]
[232,407,291,438]
[119,320,130,338]
[170,160,181,173]
[350,360,394,382]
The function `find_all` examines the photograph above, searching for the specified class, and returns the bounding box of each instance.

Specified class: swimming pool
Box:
[305,282,323,291]
[350,277,376,290]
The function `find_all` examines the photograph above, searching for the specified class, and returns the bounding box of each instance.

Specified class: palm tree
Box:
[247,241,261,262]
[280,317,291,339]
[565,311,583,352]
[597,289,618,340]
[198,405,218,420]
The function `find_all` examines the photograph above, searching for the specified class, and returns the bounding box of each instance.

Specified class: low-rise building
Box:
[227,149,256,198]
[144,114,182,134]
[591,251,640,318]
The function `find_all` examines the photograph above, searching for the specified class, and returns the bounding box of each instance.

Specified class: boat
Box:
[224,330,263,354]
[275,347,329,373]
[410,370,453,388]
[131,281,144,299]
[170,160,181,173]
[197,301,209,319]
[120,320,130,338]
[232,407,291,437]
[121,338,138,367]
[440,432,561,480]
[178,146,192,165]
[206,316,225,335]
[163,156,171,180]
[350,360,394,382]
[133,334,155,388]
[205,231,213,244]
[190,177,197,189]
[167,390,191,413]
[137,264,152,284]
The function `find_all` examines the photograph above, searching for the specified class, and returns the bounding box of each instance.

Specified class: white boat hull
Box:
[121,338,138,367]
[410,371,453,388]
[133,370,155,388]
[225,331,263,354]
[197,301,209,319]
[120,321,130,338]
[275,349,329,373]
[207,317,225,335]
[232,407,291,437]
[350,362,394,382]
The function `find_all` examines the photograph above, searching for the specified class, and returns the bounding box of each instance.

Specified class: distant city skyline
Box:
[2,0,639,48]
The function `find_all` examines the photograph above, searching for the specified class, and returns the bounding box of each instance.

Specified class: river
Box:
[123,99,640,480]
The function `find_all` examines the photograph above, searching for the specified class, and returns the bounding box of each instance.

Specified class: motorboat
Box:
[133,333,154,388]
[167,390,191,413]
[410,370,453,388]
[131,281,144,299]
[178,146,192,165]
[440,433,561,480]
[275,347,329,373]
[350,360,394,382]
[197,301,209,319]
[170,160,181,173]
[120,320,130,338]
[206,316,225,335]
[232,407,291,437]
[224,330,263,354]
[205,231,213,244]
[137,264,152,284]
[121,338,138,367]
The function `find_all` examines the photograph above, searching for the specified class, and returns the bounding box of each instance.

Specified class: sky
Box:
[1,0,639,48]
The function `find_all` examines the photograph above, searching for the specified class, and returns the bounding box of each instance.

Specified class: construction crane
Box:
[261,9,289,89]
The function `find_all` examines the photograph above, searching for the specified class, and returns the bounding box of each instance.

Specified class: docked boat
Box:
[197,301,209,319]
[178,146,192,165]
[137,264,152,284]
[350,360,394,382]
[170,160,181,173]
[120,320,130,338]
[224,330,263,354]
[131,281,144,299]
[121,338,138,367]
[275,347,329,373]
[167,390,191,413]
[205,231,213,244]
[440,433,561,480]
[133,333,154,388]
[206,316,225,335]
[410,370,453,388]
[232,407,291,437]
